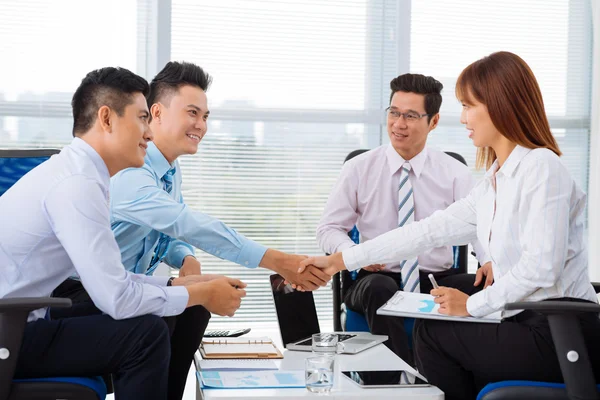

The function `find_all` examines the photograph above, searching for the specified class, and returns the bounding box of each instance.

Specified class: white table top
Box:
[195,344,444,400]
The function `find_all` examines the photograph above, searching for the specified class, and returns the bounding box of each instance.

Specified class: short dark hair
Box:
[389,73,443,122]
[71,67,149,136]
[147,61,212,116]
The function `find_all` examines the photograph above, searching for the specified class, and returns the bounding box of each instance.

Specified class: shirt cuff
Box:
[477,253,491,266]
[163,285,189,317]
[235,240,268,269]
[167,243,195,269]
[341,245,366,272]
[466,290,494,318]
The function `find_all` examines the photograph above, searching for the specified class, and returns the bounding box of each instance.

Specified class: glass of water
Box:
[305,354,335,393]
[311,333,345,354]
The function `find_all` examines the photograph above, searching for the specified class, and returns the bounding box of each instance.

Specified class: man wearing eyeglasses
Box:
[316,73,492,366]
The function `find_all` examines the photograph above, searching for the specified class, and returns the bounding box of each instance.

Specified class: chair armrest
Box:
[505,300,600,315]
[505,299,599,400]
[0,297,72,400]
[0,297,71,312]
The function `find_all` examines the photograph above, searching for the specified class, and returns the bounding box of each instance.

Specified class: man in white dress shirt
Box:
[0,67,245,399]
[317,73,491,364]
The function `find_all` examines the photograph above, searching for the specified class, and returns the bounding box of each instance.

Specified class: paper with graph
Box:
[377,291,502,323]
[198,370,305,389]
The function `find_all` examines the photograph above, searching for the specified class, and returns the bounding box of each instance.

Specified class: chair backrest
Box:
[0,149,60,196]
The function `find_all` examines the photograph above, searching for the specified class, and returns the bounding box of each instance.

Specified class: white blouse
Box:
[342,145,598,317]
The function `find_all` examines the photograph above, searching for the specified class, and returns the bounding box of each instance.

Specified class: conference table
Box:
[194,343,444,400]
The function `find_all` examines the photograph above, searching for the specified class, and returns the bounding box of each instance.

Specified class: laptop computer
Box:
[269,274,387,354]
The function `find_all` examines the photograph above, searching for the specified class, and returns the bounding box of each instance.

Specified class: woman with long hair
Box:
[301,51,600,399]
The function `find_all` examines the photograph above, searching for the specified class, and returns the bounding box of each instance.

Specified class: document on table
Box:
[200,336,283,359]
[377,291,502,323]
[198,358,278,371]
[198,370,305,389]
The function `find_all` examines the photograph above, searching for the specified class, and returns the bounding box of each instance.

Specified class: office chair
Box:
[0,149,107,400]
[331,149,470,339]
[477,283,600,400]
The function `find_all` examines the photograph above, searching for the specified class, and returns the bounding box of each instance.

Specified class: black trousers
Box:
[344,268,483,366]
[15,303,170,399]
[414,298,600,400]
[52,278,211,400]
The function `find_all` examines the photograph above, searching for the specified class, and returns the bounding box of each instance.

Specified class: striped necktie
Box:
[148,166,177,273]
[398,162,420,292]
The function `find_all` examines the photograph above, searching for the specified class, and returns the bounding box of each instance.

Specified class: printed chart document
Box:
[198,370,305,389]
[377,291,502,323]
[200,336,283,359]
[198,359,278,371]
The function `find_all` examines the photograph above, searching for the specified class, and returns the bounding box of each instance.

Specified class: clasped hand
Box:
[278,254,331,291]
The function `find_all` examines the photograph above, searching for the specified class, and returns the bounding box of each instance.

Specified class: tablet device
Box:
[341,370,430,388]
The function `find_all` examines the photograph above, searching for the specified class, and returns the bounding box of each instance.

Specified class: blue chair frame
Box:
[0,149,106,400]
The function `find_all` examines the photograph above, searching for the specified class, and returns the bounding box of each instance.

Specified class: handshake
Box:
[176,250,347,317]
[262,250,347,292]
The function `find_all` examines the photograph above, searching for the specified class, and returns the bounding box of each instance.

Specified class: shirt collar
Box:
[385,144,428,178]
[484,145,532,179]
[146,142,175,178]
[71,137,110,185]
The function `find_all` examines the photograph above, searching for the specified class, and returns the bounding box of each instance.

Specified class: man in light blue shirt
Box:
[0,67,246,399]
[53,61,329,400]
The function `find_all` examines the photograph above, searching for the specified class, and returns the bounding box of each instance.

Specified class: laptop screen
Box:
[270,274,320,347]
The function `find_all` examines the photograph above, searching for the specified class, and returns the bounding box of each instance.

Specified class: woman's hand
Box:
[431,287,470,316]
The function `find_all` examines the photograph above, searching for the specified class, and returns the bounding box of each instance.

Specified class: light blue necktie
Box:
[398,162,420,292]
[147,166,177,274]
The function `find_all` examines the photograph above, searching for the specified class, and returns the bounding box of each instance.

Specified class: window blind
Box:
[0,0,593,331]
[171,0,399,328]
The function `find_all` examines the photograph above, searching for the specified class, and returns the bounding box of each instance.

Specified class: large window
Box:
[0,0,593,330]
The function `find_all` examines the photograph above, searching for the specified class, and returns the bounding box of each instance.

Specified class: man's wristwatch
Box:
[166,277,176,287]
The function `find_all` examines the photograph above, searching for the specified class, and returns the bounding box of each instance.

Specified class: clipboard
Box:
[377,291,502,323]
[200,337,284,359]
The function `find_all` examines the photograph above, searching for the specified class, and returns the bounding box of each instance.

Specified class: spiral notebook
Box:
[200,337,284,359]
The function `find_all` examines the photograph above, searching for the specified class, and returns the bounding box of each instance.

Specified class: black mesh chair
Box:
[331,149,470,332]
[0,149,107,400]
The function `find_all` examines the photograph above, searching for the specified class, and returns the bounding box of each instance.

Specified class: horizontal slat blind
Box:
[0,0,593,331]
[171,0,397,328]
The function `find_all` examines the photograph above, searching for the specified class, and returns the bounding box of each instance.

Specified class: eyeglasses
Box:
[386,107,430,123]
